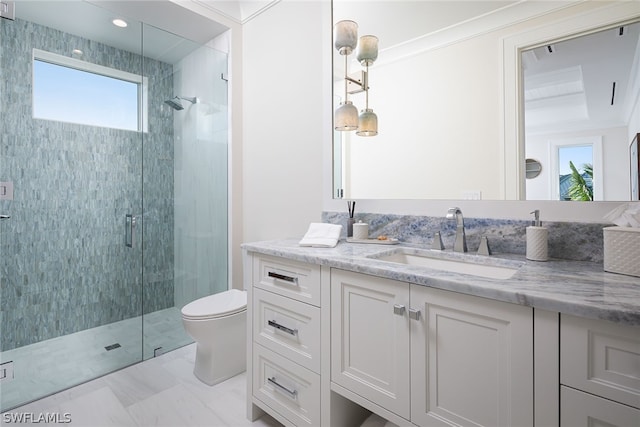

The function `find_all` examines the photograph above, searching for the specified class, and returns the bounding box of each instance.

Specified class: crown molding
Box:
[375,1,580,68]
[191,0,281,25]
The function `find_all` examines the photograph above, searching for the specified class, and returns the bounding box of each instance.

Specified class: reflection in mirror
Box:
[525,159,542,179]
[332,1,640,202]
[523,21,640,201]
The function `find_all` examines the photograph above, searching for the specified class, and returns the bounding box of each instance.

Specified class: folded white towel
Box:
[299,223,342,248]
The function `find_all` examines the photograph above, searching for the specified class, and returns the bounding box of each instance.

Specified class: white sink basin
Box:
[368,248,522,280]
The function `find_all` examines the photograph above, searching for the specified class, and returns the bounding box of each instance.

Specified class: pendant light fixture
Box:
[333,20,379,136]
[356,35,378,136]
[334,20,359,131]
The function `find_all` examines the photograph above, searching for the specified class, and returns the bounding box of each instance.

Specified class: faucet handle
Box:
[446,207,461,219]
[477,236,492,256]
[431,231,444,250]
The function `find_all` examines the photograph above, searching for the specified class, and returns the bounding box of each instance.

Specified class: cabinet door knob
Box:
[393,304,406,315]
[409,308,421,320]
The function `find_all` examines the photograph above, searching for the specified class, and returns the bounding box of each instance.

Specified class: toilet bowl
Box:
[181,289,247,386]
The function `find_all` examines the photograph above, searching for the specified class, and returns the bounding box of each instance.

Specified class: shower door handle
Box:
[125,214,137,248]
[0,215,10,220]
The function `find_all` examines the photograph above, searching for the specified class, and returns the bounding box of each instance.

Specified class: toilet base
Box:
[190,310,247,386]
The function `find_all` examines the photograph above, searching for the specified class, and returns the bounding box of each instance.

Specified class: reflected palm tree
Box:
[567,161,593,201]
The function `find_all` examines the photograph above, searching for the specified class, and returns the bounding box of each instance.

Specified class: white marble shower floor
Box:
[4,344,281,427]
[0,307,192,412]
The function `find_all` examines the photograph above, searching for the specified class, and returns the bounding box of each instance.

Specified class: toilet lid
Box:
[181,289,247,320]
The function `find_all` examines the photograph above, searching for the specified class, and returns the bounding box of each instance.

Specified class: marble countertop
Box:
[242,239,640,326]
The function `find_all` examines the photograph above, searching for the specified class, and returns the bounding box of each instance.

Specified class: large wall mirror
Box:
[332,1,640,202]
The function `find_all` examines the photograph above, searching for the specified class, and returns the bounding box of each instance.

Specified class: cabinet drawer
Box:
[253,288,321,373]
[561,386,640,426]
[253,255,321,306]
[253,344,320,427]
[561,314,640,409]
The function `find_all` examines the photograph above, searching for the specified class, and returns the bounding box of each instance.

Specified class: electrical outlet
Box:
[461,190,482,200]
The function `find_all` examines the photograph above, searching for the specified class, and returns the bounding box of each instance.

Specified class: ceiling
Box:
[523,21,640,133]
[334,1,519,51]
[12,0,278,64]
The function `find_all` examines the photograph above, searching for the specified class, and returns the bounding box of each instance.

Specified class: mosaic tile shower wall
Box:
[0,19,174,351]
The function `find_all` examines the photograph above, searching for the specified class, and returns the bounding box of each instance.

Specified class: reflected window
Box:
[32,49,146,131]
[558,145,593,201]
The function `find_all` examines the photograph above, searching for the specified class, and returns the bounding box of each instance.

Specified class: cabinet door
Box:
[561,386,640,427]
[410,285,533,427]
[331,269,410,419]
[561,314,640,409]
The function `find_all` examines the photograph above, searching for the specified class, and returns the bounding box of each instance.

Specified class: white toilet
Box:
[181,288,247,386]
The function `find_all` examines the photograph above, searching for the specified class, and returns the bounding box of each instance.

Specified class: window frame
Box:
[548,136,603,201]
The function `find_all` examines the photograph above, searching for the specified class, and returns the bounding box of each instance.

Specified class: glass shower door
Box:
[140,24,230,360]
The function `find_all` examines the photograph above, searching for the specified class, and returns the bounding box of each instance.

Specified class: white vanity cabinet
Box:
[330,269,534,427]
[560,314,640,427]
[247,253,325,427]
[244,242,639,427]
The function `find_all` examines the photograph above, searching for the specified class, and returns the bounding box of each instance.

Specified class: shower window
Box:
[32,49,148,131]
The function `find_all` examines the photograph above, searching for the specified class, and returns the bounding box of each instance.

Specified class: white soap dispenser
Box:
[526,210,548,261]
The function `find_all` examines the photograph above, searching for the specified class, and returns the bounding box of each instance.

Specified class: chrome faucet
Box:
[446,207,468,252]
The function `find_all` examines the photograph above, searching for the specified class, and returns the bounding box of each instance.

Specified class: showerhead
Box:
[165,97,184,110]
[164,96,198,111]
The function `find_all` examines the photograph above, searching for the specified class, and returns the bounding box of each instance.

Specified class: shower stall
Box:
[0,1,229,411]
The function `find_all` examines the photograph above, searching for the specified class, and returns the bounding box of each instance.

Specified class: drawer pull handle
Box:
[393,304,406,315]
[268,320,298,336]
[409,308,421,320]
[268,376,298,399]
[268,271,298,284]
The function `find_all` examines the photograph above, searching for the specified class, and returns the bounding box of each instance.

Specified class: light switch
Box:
[0,181,14,200]
[0,1,15,20]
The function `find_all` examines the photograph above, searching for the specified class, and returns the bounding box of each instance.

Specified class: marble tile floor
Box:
[3,343,282,427]
[1,308,192,412]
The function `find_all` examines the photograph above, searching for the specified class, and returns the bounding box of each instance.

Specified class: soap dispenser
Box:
[526,210,548,261]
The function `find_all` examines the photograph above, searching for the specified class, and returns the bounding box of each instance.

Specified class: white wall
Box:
[344,27,503,200]
[242,0,330,242]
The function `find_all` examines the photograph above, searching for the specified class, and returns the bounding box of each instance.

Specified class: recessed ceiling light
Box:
[72,49,83,57]
[112,18,128,28]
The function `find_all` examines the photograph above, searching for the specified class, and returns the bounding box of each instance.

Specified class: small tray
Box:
[346,237,399,245]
